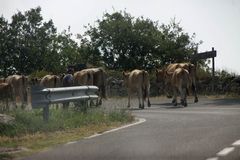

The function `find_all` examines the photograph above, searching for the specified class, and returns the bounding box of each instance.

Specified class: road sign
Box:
[192,49,216,61]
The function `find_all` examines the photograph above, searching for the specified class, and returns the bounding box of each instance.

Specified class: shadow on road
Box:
[203,98,240,106]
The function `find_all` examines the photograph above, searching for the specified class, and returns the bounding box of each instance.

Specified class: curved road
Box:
[22,97,240,160]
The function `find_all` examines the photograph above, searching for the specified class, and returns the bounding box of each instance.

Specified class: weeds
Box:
[0,107,133,137]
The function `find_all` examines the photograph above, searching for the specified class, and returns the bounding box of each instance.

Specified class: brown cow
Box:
[92,68,107,104]
[0,78,5,84]
[171,68,191,107]
[40,75,61,88]
[73,68,107,105]
[0,83,13,112]
[39,75,61,109]
[156,62,198,103]
[5,75,28,108]
[123,69,151,109]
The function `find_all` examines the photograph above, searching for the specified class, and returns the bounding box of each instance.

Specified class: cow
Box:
[73,69,93,86]
[39,75,61,109]
[171,68,191,107]
[40,75,61,88]
[123,69,151,109]
[73,68,107,105]
[156,62,198,103]
[91,68,107,105]
[5,75,28,108]
[0,78,5,84]
[0,83,13,112]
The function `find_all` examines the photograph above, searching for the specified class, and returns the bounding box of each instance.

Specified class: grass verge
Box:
[0,107,134,159]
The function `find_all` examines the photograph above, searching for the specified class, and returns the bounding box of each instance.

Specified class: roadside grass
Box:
[0,106,134,159]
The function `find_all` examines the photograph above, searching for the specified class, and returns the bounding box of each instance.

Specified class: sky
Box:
[1,0,240,74]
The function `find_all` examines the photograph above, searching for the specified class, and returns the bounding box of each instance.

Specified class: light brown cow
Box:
[171,68,191,107]
[0,83,13,112]
[123,69,151,109]
[40,75,61,88]
[73,69,93,86]
[5,75,28,108]
[73,68,107,105]
[156,62,198,103]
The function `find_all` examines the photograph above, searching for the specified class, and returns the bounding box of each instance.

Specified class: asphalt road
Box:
[21,97,240,160]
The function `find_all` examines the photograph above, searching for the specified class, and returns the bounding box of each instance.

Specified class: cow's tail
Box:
[100,69,107,99]
[21,75,27,102]
[181,69,191,96]
[87,72,93,85]
[142,71,149,101]
[54,76,57,87]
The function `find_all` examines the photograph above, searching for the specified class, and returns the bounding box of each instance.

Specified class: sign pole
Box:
[43,105,49,122]
[212,47,215,92]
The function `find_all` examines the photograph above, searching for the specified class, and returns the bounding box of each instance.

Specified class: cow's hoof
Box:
[194,98,198,103]
[184,103,187,107]
[139,105,144,109]
[172,99,177,104]
[148,102,151,107]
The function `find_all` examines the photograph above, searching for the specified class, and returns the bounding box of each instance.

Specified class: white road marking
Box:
[206,139,240,160]
[206,157,218,160]
[85,133,102,139]
[232,139,240,146]
[217,147,235,156]
[84,118,146,139]
[65,141,77,145]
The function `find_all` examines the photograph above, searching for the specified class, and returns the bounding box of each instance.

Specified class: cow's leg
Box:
[138,89,144,109]
[172,86,177,104]
[147,95,151,107]
[147,88,151,107]
[165,83,173,98]
[180,88,187,107]
[192,81,198,103]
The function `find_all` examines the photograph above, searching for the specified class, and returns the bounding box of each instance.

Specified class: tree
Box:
[0,7,86,76]
[82,11,202,70]
[82,11,161,70]
[0,16,12,76]
[51,28,82,73]
[157,19,201,66]
[6,7,58,75]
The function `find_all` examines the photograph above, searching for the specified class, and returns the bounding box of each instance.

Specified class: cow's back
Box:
[128,70,143,91]
[5,75,28,105]
[40,75,60,88]
[73,70,93,86]
[172,68,190,89]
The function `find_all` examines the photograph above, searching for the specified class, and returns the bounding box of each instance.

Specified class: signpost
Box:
[192,47,217,92]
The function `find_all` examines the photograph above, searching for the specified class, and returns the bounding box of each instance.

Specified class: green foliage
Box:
[0,7,83,77]
[1,7,205,77]
[81,11,203,70]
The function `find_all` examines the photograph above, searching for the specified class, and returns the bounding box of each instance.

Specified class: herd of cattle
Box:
[0,62,198,112]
